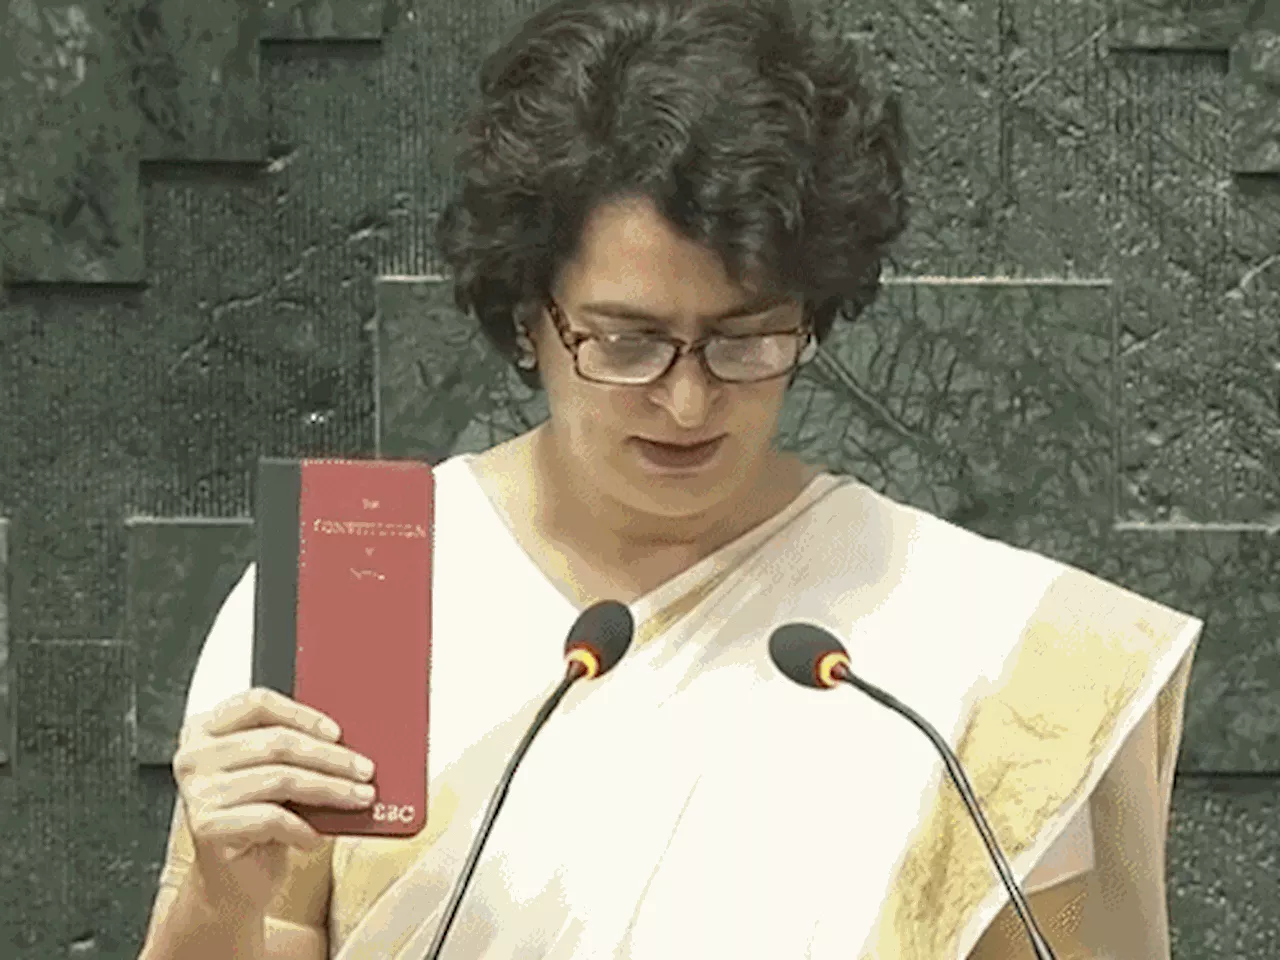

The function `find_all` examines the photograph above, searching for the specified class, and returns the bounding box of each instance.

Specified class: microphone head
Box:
[768,622,851,689]
[564,600,634,680]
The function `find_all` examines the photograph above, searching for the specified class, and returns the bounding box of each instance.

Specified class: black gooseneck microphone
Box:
[423,600,635,960]
[768,623,1059,960]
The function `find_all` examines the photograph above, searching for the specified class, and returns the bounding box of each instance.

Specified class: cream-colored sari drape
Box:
[156,456,1199,959]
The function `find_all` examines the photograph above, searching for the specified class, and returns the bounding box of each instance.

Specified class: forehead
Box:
[557,197,781,310]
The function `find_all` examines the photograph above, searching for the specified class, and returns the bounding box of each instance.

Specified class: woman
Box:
[140,1,1200,958]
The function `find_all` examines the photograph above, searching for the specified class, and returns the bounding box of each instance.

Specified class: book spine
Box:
[252,458,302,697]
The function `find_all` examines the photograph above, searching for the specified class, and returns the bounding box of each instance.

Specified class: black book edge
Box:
[253,457,302,697]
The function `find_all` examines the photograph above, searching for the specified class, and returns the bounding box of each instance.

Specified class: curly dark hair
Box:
[436,0,909,387]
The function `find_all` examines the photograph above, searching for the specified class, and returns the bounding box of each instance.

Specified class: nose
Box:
[651,350,717,427]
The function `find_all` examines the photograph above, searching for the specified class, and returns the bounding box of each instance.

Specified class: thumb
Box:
[222,842,248,862]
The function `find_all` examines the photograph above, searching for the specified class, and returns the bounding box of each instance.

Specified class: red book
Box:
[253,457,433,837]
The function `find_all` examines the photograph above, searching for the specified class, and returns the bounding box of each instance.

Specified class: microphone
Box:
[768,623,1059,960]
[423,600,635,960]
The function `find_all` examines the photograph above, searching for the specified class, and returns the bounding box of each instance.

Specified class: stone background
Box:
[0,0,1277,955]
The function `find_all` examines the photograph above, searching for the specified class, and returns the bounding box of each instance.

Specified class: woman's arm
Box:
[967,703,1172,960]
[966,873,1093,960]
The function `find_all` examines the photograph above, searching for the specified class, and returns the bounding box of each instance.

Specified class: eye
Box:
[714,327,774,341]
[600,326,665,339]
[597,335,660,355]
[714,310,791,337]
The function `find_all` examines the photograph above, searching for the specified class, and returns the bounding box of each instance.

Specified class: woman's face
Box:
[527,196,805,525]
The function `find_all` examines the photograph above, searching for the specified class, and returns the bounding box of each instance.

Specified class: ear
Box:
[515,299,546,339]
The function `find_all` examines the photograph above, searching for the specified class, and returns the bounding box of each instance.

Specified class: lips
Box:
[630,435,726,472]
[636,437,723,449]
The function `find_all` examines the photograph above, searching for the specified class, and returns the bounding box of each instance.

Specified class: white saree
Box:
[159,454,1201,959]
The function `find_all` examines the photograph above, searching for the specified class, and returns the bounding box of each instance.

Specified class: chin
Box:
[615,461,751,519]
[624,488,718,520]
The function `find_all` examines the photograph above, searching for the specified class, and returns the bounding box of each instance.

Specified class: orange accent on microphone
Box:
[817,651,850,688]
[566,646,602,680]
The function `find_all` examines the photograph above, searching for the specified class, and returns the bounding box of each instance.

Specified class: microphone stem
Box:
[424,665,584,960]
[835,670,1058,960]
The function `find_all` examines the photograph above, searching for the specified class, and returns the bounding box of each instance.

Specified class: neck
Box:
[532,424,799,558]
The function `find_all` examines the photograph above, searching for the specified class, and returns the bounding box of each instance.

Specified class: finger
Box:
[196,804,326,853]
[215,765,377,811]
[215,726,375,783]
[220,839,283,862]
[222,842,249,861]
[202,688,342,743]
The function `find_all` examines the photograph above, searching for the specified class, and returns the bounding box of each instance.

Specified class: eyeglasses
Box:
[543,295,817,386]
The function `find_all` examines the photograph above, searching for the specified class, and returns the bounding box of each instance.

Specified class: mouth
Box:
[630,435,726,473]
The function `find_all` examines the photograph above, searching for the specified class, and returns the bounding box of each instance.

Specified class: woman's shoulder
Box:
[808,470,1066,585]
[182,560,256,720]
[808,472,1199,648]
[185,450,502,717]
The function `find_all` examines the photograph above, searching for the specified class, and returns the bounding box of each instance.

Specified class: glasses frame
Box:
[543,294,816,386]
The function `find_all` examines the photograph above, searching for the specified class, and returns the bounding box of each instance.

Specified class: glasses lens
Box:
[577,337,677,384]
[574,333,806,384]
[704,334,803,382]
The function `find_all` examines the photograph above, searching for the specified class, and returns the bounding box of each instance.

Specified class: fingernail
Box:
[321,719,341,740]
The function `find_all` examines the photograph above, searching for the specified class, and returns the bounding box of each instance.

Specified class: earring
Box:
[799,333,818,364]
[514,324,538,370]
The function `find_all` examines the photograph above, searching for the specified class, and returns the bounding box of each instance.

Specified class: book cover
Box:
[253,456,433,837]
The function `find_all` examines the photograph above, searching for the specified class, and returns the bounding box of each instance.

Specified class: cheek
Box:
[733,383,790,435]
[576,388,645,441]
[543,372,631,445]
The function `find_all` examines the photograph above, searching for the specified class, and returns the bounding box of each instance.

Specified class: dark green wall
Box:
[1,0,1277,955]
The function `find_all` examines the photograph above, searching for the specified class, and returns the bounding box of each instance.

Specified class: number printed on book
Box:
[372,803,416,823]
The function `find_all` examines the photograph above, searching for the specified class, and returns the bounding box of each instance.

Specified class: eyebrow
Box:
[577,293,790,323]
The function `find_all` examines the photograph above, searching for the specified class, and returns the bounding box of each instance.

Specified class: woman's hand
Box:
[172,687,377,911]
